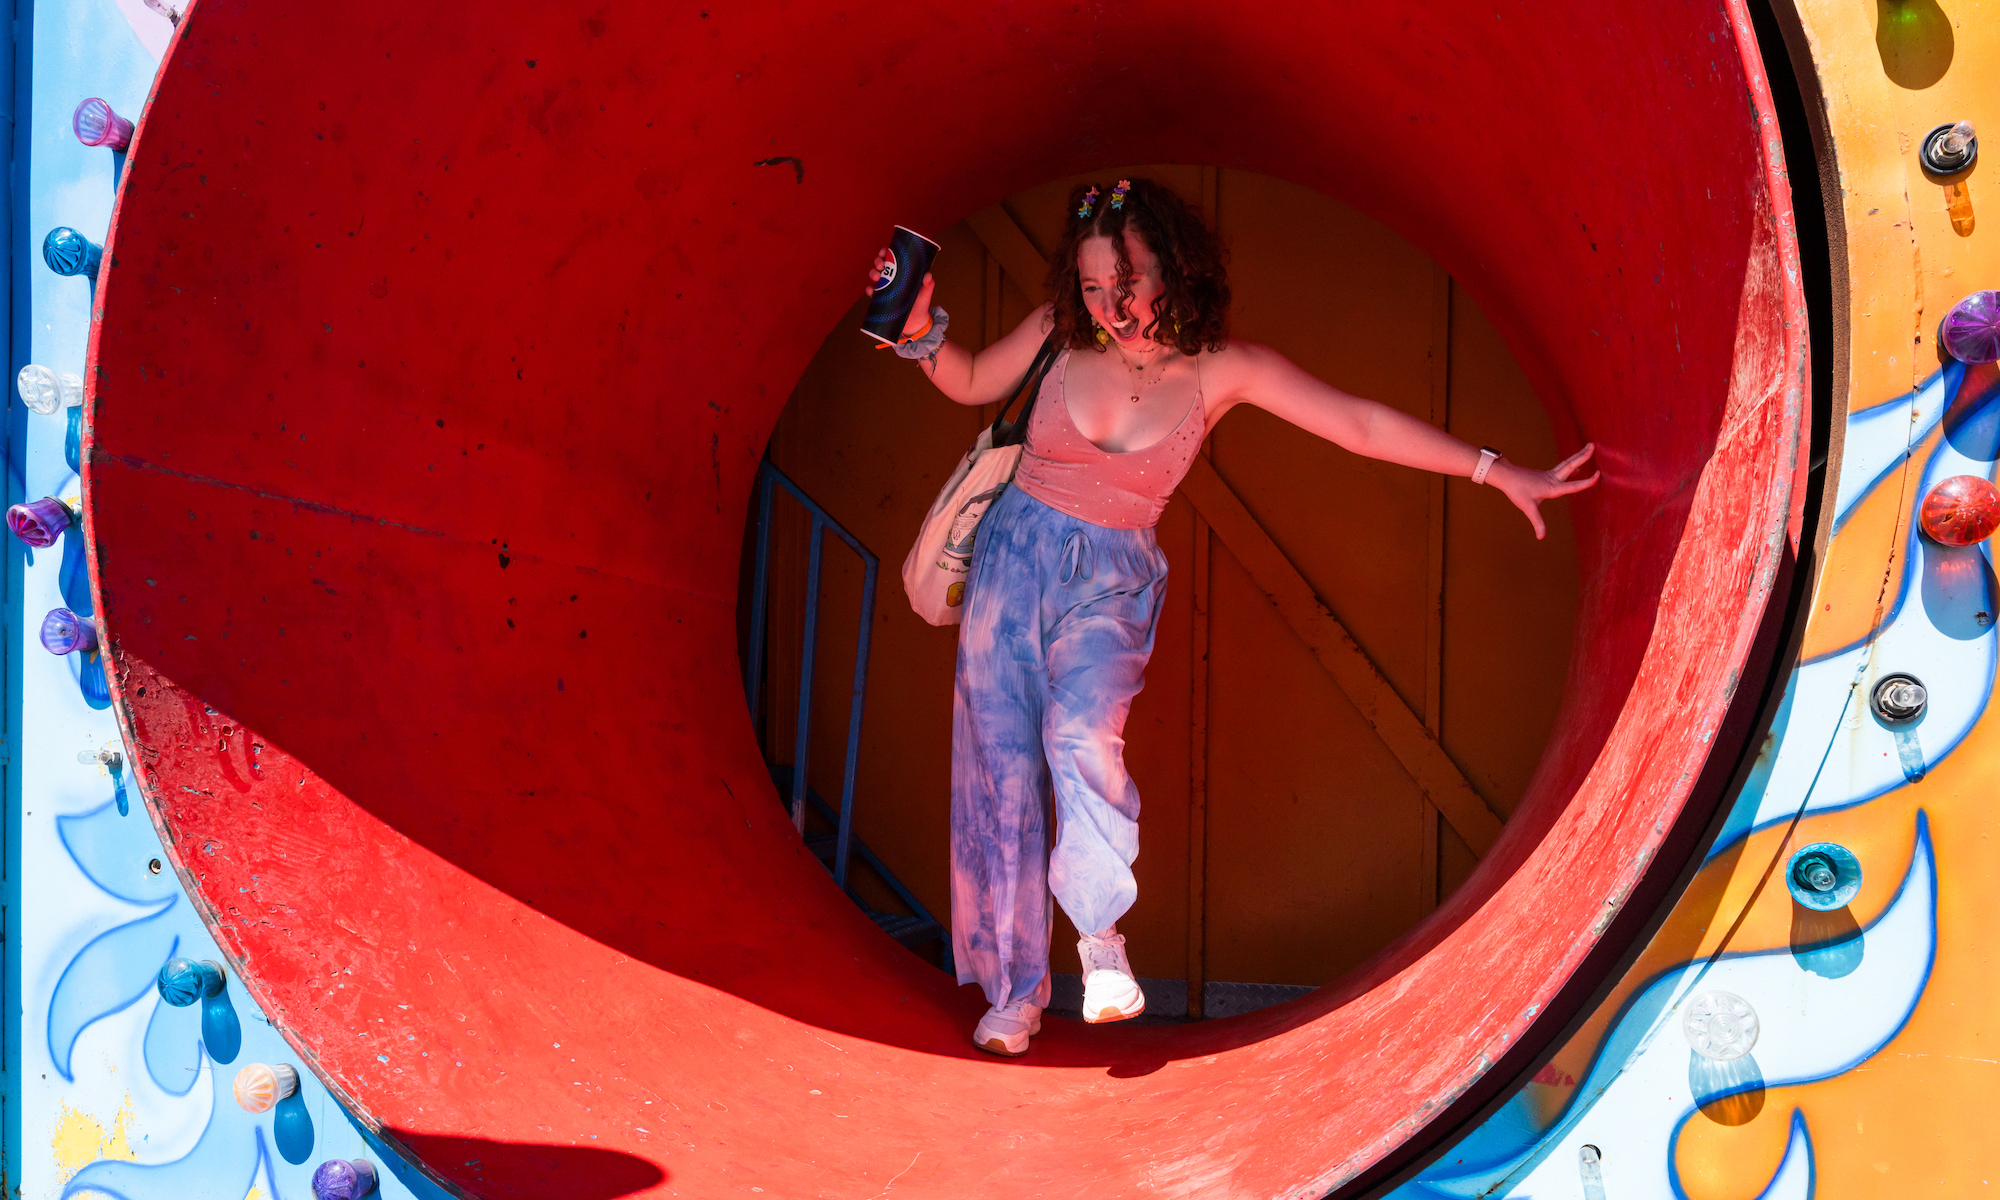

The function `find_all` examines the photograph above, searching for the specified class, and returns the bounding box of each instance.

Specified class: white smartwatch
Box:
[1471,446,1502,485]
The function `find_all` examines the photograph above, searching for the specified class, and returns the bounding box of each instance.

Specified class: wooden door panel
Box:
[1202,537,1429,985]
[1210,404,1435,716]
[1214,170,1443,716]
[1440,290,1581,817]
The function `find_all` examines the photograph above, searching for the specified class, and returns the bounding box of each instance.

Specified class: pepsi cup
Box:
[862,226,941,344]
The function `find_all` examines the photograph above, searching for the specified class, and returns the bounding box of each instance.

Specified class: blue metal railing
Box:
[743,459,877,888]
[743,460,950,971]
[777,772,948,966]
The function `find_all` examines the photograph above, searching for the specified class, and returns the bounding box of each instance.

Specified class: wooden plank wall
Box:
[755,165,1579,989]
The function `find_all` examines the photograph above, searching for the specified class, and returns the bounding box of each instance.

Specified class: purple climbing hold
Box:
[40,608,98,656]
[312,1158,380,1199]
[73,98,135,150]
[7,497,74,548]
[1941,290,2000,365]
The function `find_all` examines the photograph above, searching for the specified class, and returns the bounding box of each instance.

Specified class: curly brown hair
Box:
[1045,177,1230,357]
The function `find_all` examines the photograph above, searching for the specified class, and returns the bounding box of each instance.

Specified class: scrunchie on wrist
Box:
[893,306,949,360]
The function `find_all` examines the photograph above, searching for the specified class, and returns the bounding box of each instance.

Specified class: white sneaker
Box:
[973,1000,1043,1057]
[1079,928,1145,1023]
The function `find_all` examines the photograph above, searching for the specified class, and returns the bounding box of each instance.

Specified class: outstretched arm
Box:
[1213,341,1600,539]
[865,256,1053,407]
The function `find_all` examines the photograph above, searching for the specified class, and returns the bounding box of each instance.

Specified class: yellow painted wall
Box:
[1518,5,2000,1195]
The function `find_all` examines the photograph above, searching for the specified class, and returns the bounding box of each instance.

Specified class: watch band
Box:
[1471,446,1501,485]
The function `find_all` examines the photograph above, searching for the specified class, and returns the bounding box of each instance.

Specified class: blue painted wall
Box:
[8,1,447,1196]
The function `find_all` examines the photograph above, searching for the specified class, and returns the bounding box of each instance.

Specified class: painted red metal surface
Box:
[83,1,1807,1196]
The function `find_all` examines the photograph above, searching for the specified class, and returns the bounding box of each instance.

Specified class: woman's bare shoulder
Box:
[1198,339,1289,392]
[1202,338,1281,362]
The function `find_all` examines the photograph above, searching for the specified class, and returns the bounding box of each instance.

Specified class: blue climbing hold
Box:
[43,227,103,278]
[1786,842,1863,910]
[157,956,225,1007]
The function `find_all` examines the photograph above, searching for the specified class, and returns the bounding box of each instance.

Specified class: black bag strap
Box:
[990,332,1062,448]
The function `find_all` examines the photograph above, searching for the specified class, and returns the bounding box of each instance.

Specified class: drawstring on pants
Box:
[1059,529,1095,585]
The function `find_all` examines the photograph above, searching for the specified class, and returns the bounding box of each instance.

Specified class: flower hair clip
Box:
[1109,180,1132,209]
[1076,186,1100,219]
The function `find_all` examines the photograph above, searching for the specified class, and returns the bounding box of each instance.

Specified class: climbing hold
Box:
[77,746,123,771]
[40,609,98,656]
[1795,854,1835,892]
[7,497,75,548]
[16,364,83,415]
[1682,991,1759,1061]
[1786,841,1863,910]
[234,1062,301,1113]
[42,227,103,279]
[1920,474,2000,545]
[1941,291,2000,365]
[72,98,135,150]
[157,957,226,1006]
[1578,1145,1607,1200]
[1922,120,1978,175]
[1871,673,1928,722]
[312,1158,379,1199]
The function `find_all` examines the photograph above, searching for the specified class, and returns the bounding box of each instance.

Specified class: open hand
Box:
[864,248,937,339]
[1491,443,1600,540]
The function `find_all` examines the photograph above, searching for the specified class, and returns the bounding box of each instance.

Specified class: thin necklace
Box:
[1108,338,1172,403]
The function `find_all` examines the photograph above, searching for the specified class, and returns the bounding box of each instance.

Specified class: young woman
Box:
[868,178,1598,1057]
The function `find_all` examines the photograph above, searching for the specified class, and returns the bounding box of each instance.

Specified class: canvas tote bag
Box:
[901,334,1061,625]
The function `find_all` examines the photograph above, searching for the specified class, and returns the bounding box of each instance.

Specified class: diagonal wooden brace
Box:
[965,205,1053,299]
[1179,456,1505,856]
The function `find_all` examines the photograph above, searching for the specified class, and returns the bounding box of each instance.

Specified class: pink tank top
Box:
[1012,349,1207,530]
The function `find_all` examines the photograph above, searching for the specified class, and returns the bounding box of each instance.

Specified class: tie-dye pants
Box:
[950,485,1169,1007]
